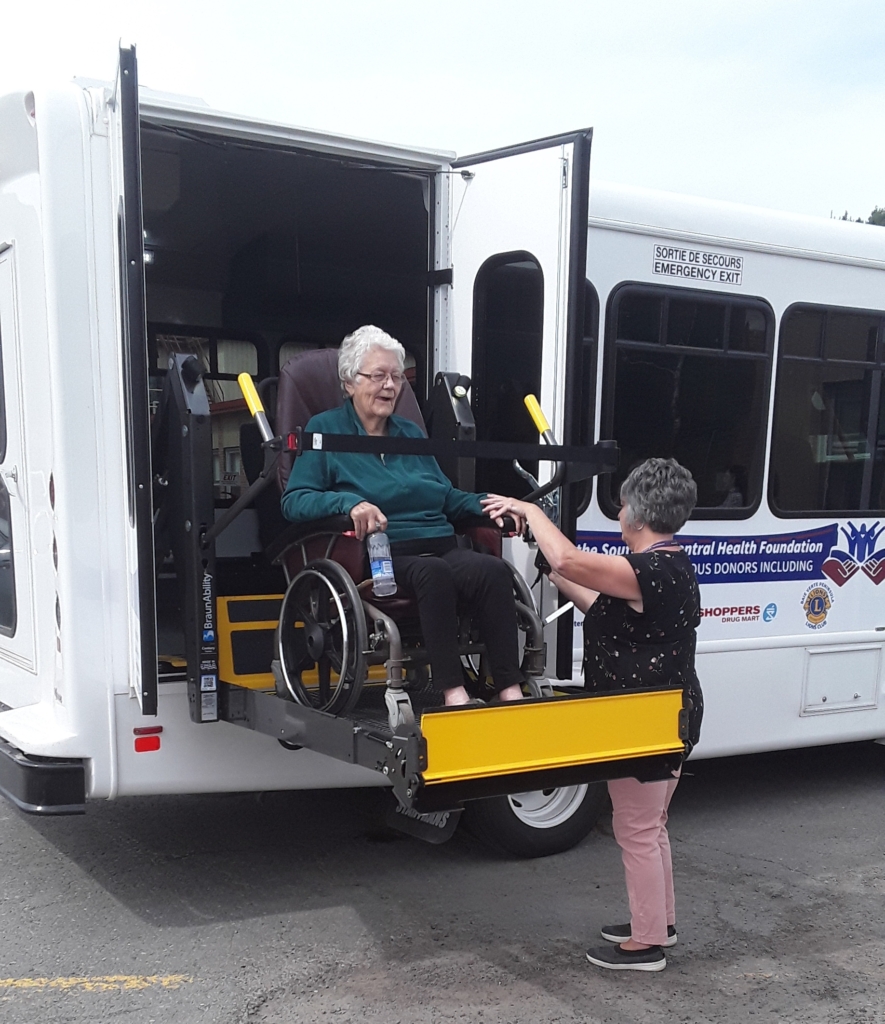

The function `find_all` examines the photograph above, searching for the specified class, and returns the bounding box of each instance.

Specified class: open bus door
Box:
[111,45,158,716]
[449,130,592,678]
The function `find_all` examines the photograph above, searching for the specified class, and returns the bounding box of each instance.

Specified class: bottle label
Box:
[371,558,394,579]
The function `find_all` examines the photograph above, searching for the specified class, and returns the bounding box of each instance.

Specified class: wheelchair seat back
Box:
[275,347,426,492]
[268,347,428,606]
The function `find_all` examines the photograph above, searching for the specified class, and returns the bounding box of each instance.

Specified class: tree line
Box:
[838,207,885,226]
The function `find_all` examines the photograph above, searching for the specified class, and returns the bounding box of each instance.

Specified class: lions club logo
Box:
[801,583,833,630]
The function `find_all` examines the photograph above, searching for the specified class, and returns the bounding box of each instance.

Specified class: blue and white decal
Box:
[576,523,884,587]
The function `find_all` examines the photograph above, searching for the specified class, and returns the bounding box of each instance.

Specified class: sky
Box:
[1,0,883,221]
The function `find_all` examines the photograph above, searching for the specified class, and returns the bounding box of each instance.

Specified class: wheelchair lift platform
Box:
[197,367,685,813]
[220,681,688,814]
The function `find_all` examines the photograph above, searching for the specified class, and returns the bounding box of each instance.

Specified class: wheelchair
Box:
[255,348,547,731]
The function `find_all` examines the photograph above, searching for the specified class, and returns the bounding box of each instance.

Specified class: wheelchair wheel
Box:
[276,559,368,715]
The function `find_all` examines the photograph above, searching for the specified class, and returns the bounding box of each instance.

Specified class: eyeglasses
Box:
[355,370,406,386]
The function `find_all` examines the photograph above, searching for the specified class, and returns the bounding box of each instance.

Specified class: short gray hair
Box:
[338,325,405,388]
[619,458,697,534]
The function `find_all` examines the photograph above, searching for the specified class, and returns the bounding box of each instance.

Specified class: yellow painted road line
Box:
[0,975,192,992]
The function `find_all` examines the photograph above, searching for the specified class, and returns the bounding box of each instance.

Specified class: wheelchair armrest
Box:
[454,514,517,534]
[266,515,355,565]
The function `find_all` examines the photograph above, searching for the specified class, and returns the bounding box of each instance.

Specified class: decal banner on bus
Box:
[576,522,885,586]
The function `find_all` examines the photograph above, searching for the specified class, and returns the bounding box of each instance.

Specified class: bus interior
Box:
[140,124,436,668]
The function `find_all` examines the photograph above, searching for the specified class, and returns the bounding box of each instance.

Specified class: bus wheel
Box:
[462,783,606,858]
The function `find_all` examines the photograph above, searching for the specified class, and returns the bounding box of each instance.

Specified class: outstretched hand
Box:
[481,494,530,536]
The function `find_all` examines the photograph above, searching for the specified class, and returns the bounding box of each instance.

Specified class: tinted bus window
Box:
[572,281,600,517]
[0,312,14,635]
[602,284,774,516]
[770,305,885,514]
[472,253,544,497]
[0,324,5,464]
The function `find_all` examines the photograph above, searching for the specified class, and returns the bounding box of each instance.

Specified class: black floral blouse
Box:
[583,549,704,749]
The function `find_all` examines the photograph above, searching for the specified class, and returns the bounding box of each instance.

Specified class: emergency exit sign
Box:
[653,244,743,285]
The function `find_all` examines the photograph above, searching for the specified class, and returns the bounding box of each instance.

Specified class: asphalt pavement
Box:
[1,741,884,1024]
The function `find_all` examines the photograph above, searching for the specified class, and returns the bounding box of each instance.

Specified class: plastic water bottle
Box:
[367,532,397,597]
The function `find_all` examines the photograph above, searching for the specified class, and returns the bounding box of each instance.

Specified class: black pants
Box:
[392,547,524,694]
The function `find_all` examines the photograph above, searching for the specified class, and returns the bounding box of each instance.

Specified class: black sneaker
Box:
[586,944,666,972]
[600,922,677,947]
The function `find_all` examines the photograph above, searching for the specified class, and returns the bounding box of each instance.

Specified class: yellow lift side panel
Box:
[420,689,685,785]
[217,595,388,690]
[217,595,281,689]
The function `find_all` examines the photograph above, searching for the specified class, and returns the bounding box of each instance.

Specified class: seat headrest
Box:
[275,347,426,491]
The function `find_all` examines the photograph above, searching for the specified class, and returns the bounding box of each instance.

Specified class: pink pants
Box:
[607,771,680,946]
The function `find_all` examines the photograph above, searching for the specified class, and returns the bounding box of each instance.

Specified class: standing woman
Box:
[482,458,703,972]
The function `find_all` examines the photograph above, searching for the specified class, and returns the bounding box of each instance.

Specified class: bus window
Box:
[602,284,774,517]
[572,281,600,517]
[770,305,885,514]
[0,316,14,636]
[151,330,260,503]
[472,253,544,497]
[279,340,314,368]
[0,310,6,463]
[216,338,258,401]
[667,297,726,349]
[0,484,14,637]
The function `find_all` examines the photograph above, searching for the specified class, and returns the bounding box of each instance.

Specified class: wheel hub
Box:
[305,623,326,660]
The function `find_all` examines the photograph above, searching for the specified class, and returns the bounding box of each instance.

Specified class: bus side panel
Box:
[695,642,885,759]
[112,689,386,797]
[1,85,129,792]
[580,207,885,759]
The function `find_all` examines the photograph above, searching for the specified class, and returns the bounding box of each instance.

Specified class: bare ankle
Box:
[443,686,471,706]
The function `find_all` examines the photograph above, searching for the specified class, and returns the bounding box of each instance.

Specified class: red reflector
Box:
[134,736,161,753]
[133,726,163,735]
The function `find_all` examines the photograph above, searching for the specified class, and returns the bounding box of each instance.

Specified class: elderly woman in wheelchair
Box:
[280,325,528,712]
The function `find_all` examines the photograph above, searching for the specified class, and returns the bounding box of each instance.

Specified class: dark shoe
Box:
[600,922,677,947]
[586,944,666,972]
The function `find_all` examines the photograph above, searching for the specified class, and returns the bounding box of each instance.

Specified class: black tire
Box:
[462,783,607,858]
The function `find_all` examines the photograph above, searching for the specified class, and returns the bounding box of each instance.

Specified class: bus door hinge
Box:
[561,159,569,189]
[428,267,454,288]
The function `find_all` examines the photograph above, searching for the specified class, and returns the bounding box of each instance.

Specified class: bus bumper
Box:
[0,735,86,814]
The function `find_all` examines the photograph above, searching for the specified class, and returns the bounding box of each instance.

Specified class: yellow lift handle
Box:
[238,372,274,443]
[524,394,557,446]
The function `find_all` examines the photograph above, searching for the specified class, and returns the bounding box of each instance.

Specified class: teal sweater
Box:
[280,399,484,542]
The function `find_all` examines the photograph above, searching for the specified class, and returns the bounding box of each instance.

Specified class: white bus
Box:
[572,184,885,760]
[0,47,882,854]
